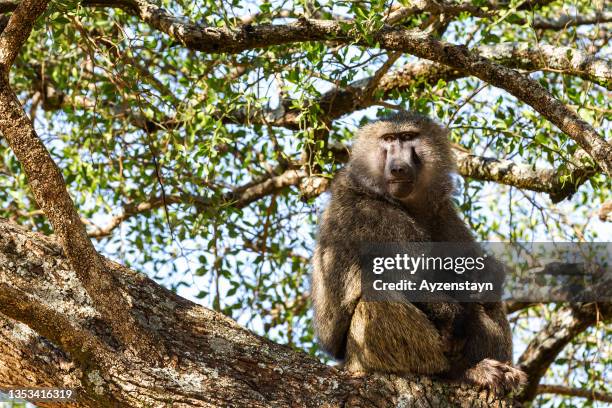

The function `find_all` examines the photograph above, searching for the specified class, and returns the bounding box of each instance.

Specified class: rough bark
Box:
[0,0,47,72]
[0,77,144,342]
[0,218,518,407]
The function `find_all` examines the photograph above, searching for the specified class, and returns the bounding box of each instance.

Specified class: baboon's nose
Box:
[390,165,406,176]
[389,162,415,183]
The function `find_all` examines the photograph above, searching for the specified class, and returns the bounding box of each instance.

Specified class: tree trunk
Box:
[0,218,517,407]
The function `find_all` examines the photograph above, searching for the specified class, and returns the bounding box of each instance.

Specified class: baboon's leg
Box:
[344,301,449,374]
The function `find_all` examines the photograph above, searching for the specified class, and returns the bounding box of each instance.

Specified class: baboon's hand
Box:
[463,359,527,394]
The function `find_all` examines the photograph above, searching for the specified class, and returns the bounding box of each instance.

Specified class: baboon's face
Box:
[350,114,454,201]
[379,130,421,199]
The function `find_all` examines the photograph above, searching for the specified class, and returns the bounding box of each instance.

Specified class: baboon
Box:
[311,111,526,392]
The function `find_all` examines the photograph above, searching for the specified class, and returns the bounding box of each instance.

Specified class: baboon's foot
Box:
[462,359,527,394]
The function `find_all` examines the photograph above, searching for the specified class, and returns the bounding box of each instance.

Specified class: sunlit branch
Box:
[453,150,596,203]
[478,43,612,90]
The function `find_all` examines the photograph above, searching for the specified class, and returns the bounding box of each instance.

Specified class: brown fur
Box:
[311,112,526,392]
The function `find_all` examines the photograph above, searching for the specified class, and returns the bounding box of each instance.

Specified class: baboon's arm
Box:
[311,243,361,359]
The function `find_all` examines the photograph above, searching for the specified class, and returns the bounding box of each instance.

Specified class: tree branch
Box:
[0,0,19,15]
[517,303,612,403]
[537,384,612,403]
[453,150,596,203]
[76,4,611,175]
[478,43,612,90]
[0,0,160,358]
[89,168,307,238]
[0,218,518,407]
[0,0,48,74]
[533,11,612,30]
[360,51,402,102]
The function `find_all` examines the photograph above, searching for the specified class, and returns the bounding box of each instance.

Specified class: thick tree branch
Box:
[0,0,159,358]
[83,0,347,53]
[0,218,518,407]
[0,0,48,74]
[0,0,19,14]
[517,303,612,403]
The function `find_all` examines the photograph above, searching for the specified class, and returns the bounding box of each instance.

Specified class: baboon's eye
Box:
[381,134,395,142]
[398,131,419,141]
